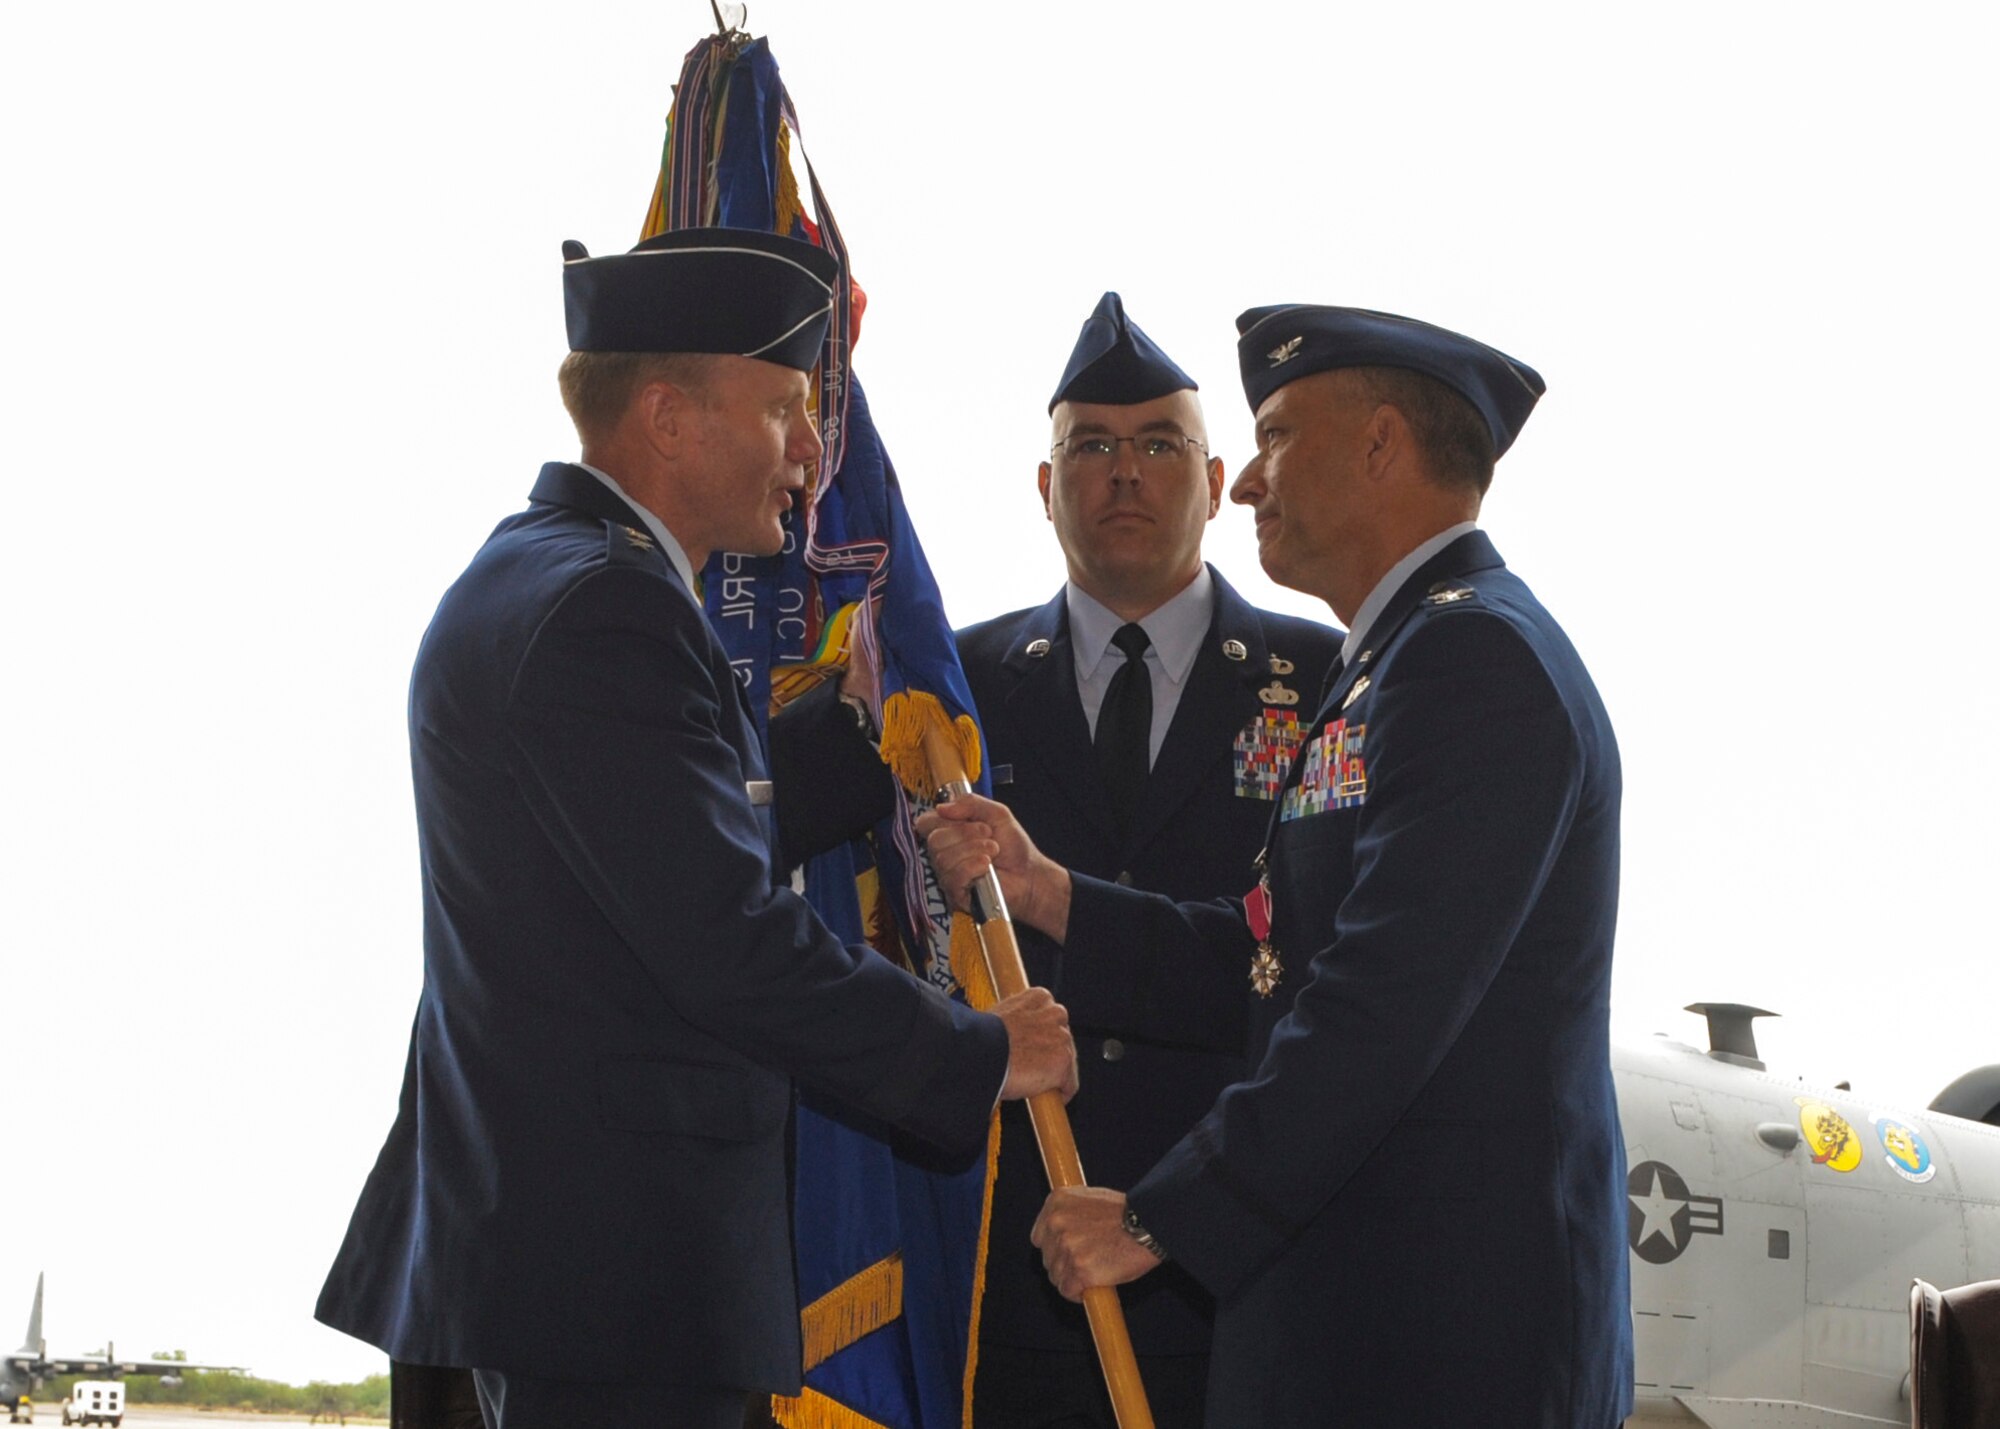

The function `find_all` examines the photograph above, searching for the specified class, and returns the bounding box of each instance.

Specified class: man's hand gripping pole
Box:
[918,724,1155,1429]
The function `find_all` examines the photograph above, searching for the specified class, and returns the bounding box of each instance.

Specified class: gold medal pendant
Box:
[1244,854,1282,996]
[1249,943,1283,998]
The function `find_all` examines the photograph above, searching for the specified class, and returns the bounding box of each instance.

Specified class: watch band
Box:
[837,689,876,741]
[1121,1205,1169,1261]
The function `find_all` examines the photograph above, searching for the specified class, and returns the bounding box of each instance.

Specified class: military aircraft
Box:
[3,1274,242,1422]
[8,1012,1993,1428]
[1621,1003,2000,1427]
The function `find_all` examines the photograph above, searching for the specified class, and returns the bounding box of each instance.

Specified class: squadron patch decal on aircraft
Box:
[1795,1096,1864,1171]
[1872,1114,1938,1184]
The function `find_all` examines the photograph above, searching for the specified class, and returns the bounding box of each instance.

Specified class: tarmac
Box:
[15,1406,385,1427]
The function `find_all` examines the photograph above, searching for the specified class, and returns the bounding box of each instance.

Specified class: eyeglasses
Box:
[1049,431,1210,469]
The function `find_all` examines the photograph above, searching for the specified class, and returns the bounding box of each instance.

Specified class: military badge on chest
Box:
[1244,851,1281,998]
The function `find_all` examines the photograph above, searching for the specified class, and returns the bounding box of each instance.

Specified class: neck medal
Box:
[1245,850,1282,997]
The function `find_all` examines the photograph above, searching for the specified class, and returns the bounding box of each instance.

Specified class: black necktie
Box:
[1095,623,1153,831]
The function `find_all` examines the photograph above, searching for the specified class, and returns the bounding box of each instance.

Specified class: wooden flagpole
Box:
[919,724,1155,1429]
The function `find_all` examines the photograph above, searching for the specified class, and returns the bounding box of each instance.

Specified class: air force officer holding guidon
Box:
[956,294,1339,1429]
[926,306,1632,1427]
[316,228,1079,1429]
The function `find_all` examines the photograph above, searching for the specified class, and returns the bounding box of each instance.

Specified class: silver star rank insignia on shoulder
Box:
[1267,336,1304,366]
[1425,582,1474,605]
[622,524,655,550]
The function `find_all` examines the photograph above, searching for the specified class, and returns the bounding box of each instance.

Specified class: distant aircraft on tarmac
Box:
[1622,1004,2000,1427]
[3,1274,242,1422]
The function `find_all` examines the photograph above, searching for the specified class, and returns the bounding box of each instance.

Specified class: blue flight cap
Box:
[562,226,838,371]
[1048,292,1199,413]
[1235,305,1546,456]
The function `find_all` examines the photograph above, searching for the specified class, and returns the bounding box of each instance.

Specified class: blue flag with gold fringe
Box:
[644,30,999,1429]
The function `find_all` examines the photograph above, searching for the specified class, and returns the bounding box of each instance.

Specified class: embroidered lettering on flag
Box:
[1280,719,1368,821]
[1233,708,1304,800]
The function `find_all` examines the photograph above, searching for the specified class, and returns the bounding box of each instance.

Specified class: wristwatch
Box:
[1121,1205,1169,1262]
[837,689,876,742]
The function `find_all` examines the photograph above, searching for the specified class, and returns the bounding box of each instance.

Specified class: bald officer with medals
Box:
[955,295,1339,1429]
[927,307,1633,1428]
[316,228,1079,1429]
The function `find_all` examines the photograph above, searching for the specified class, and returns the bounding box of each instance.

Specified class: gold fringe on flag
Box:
[766,1117,1003,1429]
[771,1387,894,1429]
[959,1101,1003,1428]
[801,1252,903,1372]
[881,690,981,798]
[769,1254,905,1429]
[948,914,997,1013]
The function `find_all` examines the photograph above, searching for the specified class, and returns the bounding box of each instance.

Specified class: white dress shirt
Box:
[1067,565,1215,769]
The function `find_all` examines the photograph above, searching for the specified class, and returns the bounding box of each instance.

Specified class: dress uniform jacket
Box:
[317,463,1009,1393]
[1065,532,1633,1427]
[957,567,1341,1362]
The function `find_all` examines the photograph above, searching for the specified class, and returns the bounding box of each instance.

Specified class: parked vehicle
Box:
[58,1382,119,1428]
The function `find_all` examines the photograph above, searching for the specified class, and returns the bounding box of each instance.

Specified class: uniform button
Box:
[1114,870,1134,887]
[1101,1039,1126,1062]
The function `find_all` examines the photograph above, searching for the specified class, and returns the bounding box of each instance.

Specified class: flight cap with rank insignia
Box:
[1235,304,1546,456]
[1049,292,1198,413]
[561,226,838,371]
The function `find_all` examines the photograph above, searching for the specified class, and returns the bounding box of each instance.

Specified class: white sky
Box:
[3,0,1996,1389]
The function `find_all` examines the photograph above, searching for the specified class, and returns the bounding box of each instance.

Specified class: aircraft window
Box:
[1768,1229,1790,1259]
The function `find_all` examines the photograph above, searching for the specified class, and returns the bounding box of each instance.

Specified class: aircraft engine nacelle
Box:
[1931,1065,2000,1127]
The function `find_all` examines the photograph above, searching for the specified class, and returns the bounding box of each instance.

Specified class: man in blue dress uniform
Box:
[927,306,1633,1427]
[315,228,1079,1429]
[956,294,1339,1429]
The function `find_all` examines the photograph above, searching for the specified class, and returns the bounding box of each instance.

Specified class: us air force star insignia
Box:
[1267,337,1304,366]
[1625,1160,1724,1264]
[1024,638,1051,658]
[1258,681,1300,706]
[1425,582,1474,605]
[1249,945,1283,997]
[1268,655,1295,675]
[1341,675,1371,710]
[1222,639,1248,661]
